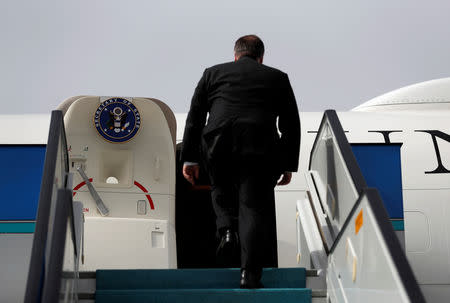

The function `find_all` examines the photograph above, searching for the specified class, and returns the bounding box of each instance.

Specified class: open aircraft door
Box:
[60,96,177,271]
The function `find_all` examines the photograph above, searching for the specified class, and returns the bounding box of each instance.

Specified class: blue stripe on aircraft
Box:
[0,145,46,220]
[351,144,404,219]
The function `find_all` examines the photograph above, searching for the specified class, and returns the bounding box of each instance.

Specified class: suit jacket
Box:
[181,56,301,175]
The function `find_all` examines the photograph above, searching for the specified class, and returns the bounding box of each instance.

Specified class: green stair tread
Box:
[95,288,312,303]
[96,268,306,290]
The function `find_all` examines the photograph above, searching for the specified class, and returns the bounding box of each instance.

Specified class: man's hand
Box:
[277,172,292,186]
[183,164,200,185]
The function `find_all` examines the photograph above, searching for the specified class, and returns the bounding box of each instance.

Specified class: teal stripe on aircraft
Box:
[0,222,36,233]
[391,220,404,231]
[0,221,403,233]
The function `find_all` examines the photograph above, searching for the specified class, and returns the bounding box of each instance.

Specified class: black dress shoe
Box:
[216,229,240,267]
[240,269,263,289]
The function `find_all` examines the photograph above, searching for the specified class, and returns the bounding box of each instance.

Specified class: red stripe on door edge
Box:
[73,178,93,196]
[134,181,155,210]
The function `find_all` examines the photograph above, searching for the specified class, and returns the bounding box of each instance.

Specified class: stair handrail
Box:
[24,110,80,303]
[306,110,426,302]
[326,187,426,303]
[307,110,367,251]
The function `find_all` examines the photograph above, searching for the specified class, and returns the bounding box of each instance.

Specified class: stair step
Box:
[96,268,306,290]
[95,288,312,303]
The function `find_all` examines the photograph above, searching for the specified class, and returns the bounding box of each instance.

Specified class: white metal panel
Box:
[64,96,177,270]
[420,284,450,303]
[327,195,411,303]
[404,189,450,284]
[353,77,450,112]
[305,172,334,250]
[0,234,33,303]
[296,199,327,271]
[309,113,361,238]
[81,217,175,270]
[0,114,50,144]
[65,97,176,195]
[274,190,303,268]
[175,113,187,143]
[74,192,173,221]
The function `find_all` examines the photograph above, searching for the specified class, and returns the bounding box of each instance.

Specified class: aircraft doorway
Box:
[175,143,219,268]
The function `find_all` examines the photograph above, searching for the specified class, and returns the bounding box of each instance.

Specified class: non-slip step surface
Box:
[96,268,306,290]
[95,288,312,303]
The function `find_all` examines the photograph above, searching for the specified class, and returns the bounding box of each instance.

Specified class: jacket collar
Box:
[237,55,258,61]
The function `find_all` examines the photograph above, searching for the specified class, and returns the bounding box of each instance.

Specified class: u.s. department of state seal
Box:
[94,98,141,143]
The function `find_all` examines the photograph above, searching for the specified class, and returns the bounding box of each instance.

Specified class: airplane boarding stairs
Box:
[24,110,425,303]
[87,268,323,303]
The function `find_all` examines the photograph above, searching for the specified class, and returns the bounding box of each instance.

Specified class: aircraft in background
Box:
[0,78,449,302]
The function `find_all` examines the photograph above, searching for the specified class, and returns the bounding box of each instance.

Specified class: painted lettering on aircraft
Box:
[368,129,450,174]
[367,130,403,144]
[415,130,450,174]
[309,128,450,175]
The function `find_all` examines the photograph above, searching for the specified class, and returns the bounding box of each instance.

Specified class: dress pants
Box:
[210,163,279,270]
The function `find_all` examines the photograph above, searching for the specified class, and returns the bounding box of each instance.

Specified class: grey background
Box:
[1,0,450,114]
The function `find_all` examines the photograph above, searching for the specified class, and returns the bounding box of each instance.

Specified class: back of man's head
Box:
[234,35,265,60]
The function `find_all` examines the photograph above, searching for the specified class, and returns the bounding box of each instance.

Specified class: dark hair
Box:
[234,35,265,59]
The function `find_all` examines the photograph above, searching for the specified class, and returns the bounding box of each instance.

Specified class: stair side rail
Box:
[24,110,81,303]
[298,110,425,302]
[297,110,367,275]
[327,188,426,303]
[309,110,367,249]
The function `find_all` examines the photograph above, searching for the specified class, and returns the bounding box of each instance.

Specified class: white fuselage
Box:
[1,108,449,285]
[1,78,450,302]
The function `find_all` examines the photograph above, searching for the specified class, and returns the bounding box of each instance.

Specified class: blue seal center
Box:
[94,98,141,143]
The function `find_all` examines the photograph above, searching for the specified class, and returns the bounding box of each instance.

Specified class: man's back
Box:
[183,55,299,173]
[203,56,290,129]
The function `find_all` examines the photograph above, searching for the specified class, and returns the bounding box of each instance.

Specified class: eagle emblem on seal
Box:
[94,98,141,143]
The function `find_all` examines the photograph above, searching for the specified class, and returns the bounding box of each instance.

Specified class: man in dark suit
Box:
[181,35,300,288]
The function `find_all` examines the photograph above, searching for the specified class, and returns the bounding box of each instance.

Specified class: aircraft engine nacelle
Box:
[61,96,177,271]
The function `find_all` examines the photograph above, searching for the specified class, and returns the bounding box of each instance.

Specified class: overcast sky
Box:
[1,0,450,114]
